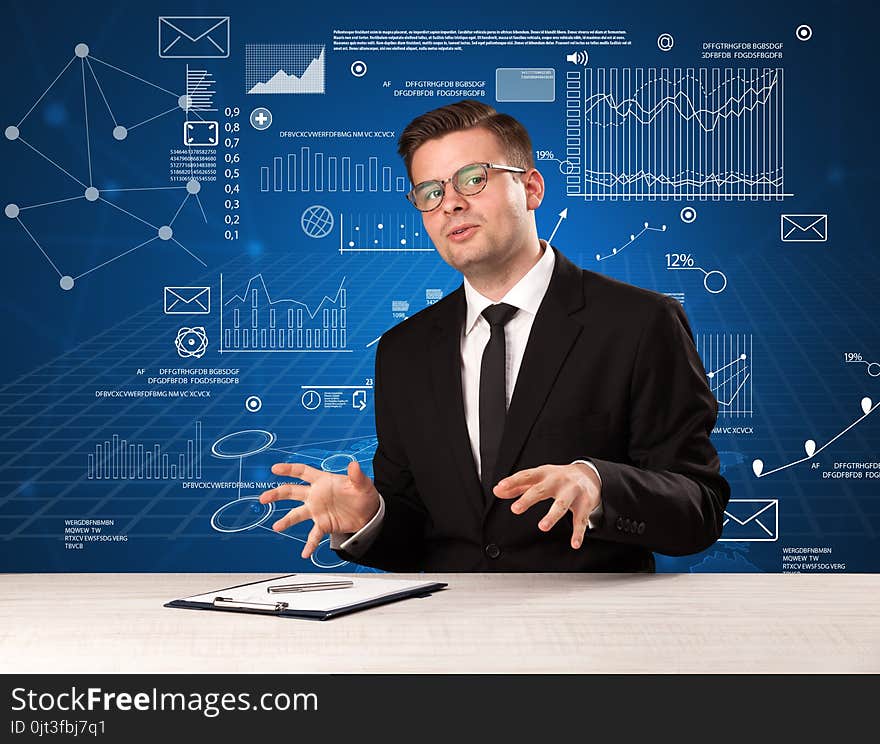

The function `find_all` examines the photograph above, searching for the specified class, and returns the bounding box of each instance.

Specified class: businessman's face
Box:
[410,128,542,277]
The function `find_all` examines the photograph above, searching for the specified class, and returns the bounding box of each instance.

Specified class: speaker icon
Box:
[565,50,589,66]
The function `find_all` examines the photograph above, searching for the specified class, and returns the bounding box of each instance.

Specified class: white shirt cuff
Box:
[571,459,602,530]
[329,494,385,557]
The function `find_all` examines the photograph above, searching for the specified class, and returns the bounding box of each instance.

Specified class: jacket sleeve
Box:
[332,334,430,571]
[586,297,730,556]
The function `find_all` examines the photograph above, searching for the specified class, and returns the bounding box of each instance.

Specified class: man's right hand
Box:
[259,460,381,559]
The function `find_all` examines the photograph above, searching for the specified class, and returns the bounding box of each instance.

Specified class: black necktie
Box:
[479,302,519,501]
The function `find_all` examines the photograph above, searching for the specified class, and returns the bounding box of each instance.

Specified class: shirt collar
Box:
[463,239,556,336]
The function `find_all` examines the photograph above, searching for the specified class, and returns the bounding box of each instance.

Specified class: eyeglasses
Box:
[405,162,526,212]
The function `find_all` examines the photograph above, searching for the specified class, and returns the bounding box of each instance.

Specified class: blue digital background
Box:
[1,0,877,572]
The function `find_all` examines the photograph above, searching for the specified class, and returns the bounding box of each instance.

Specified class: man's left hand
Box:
[493,463,601,549]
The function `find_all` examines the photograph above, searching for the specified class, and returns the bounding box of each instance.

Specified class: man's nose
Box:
[441,181,468,213]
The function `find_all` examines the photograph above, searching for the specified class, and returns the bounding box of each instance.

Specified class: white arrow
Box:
[547,208,568,244]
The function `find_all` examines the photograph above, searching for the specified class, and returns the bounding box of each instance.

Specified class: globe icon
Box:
[301,205,334,238]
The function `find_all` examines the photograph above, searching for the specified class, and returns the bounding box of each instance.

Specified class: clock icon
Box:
[301,390,322,410]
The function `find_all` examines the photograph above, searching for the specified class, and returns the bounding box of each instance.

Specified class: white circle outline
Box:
[320,453,356,472]
[210,496,275,533]
[704,270,728,294]
[310,538,349,569]
[211,429,277,459]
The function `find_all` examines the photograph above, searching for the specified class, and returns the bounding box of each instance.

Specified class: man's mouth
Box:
[447,224,479,241]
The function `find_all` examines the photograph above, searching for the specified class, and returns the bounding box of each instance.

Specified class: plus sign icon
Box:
[249,107,273,131]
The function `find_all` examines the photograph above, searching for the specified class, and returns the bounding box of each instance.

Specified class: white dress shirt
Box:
[331,241,602,556]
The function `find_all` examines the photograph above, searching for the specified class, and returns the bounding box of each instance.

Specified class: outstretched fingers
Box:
[301,522,325,559]
[271,462,323,483]
[259,482,309,504]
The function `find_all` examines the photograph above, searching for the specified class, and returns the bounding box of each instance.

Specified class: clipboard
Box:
[165,574,448,621]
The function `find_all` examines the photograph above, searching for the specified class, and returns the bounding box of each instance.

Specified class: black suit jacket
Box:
[335,246,730,572]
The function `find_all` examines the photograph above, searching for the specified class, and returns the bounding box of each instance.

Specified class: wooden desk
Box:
[1,573,877,673]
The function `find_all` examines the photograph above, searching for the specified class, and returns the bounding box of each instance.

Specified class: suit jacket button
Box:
[616,517,624,531]
[623,518,631,532]
[637,522,646,535]
[485,543,501,559]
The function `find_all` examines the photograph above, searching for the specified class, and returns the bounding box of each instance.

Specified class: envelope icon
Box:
[720,499,778,542]
[158,16,230,59]
[780,214,828,242]
[164,286,211,314]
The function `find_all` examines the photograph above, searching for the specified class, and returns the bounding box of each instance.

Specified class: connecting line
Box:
[194,193,208,223]
[73,236,159,280]
[15,217,63,278]
[17,136,87,189]
[710,367,749,393]
[17,56,77,128]
[97,196,158,230]
[171,237,207,267]
[669,265,708,276]
[81,58,93,186]
[713,373,750,407]
[169,193,189,226]
[349,443,378,458]
[100,186,186,192]
[756,401,880,478]
[256,524,305,543]
[19,195,86,211]
[708,356,746,378]
[84,57,117,127]
[184,110,195,182]
[269,434,379,454]
[127,105,179,132]
[87,55,180,97]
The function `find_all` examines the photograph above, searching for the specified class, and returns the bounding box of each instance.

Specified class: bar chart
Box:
[258,148,408,193]
[87,422,202,480]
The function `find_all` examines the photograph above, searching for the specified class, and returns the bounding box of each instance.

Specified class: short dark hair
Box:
[397,99,535,183]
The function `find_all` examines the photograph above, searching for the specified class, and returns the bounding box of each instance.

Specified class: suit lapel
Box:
[487,248,586,512]
[428,286,485,521]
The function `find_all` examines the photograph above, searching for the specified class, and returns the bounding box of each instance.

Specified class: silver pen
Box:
[267,580,354,594]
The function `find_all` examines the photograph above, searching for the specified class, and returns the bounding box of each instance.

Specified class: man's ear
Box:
[523,168,545,211]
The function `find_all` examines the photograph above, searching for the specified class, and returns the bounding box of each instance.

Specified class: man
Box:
[260,100,730,572]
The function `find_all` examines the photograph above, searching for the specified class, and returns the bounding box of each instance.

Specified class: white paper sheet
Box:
[182,575,443,613]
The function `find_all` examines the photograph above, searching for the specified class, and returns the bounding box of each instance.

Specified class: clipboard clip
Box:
[213,596,289,612]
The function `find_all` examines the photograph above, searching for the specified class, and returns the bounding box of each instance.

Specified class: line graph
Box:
[697,333,753,417]
[219,273,351,353]
[565,67,789,200]
[594,221,666,261]
[753,397,879,477]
